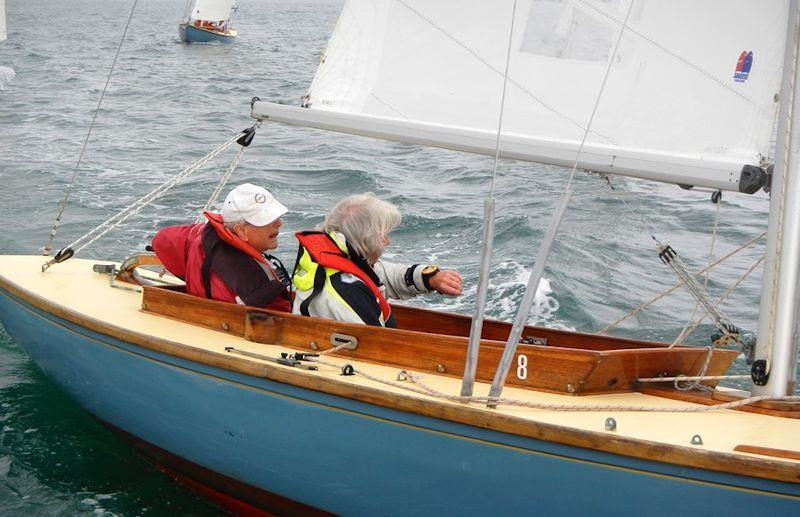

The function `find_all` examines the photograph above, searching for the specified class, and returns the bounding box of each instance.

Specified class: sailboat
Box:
[179,0,237,43]
[1,0,799,515]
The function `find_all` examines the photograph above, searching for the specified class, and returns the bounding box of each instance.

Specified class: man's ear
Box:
[232,224,249,242]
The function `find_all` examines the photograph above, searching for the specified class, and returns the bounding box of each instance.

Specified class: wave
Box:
[0,67,15,88]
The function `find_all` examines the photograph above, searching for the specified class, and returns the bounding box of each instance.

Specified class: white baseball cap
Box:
[220,183,287,227]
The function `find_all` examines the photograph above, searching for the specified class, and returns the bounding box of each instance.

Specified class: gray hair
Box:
[224,219,247,231]
[321,193,401,261]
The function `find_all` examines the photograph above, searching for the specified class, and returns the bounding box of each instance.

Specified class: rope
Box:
[43,0,139,256]
[659,246,737,336]
[672,196,721,346]
[597,231,765,333]
[671,255,764,344]
[304,353,800,412]
[194,143,249,224]
[42,129,246,271]
[673,346,713,391]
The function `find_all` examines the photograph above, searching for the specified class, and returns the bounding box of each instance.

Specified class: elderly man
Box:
[292,193,463,327]
[152,183,292,312]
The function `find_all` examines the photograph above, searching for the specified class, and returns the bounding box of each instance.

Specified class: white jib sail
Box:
[188,0,233,23]
[0,0,7,42]
[253,0,789,192]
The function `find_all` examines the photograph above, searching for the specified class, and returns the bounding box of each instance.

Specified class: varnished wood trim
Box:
[734,445,800,461]
[1,276,798,486]
[639,387,800,419]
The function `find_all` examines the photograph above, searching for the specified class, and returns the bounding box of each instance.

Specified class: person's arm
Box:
[373,261,463,300]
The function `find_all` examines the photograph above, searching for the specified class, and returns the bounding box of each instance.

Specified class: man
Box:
[152,183,292,312]
[293,193,463,327]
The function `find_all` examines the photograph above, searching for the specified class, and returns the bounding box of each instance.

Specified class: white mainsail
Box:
[253,0,788,192]
[1,0,7,42]
[186,0,233,24]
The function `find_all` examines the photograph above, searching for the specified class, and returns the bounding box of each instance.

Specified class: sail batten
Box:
[264,0,789,191]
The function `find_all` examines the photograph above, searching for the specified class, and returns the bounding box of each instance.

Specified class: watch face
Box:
[422,265,439,276]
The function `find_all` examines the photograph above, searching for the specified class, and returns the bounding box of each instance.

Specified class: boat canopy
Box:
[253,0,789,192]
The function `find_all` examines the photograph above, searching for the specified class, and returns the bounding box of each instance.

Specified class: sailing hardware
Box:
[225,347,319,371]
[42,247,75,271]
[738,165,770,194]
[236,127,256,147]
[604,418,617,432]
[341,364,355,376]
[711,190,722,204]
[285,352,319,362]
[330,333,358,350]
[751,359,770,386]
[92,263,141,293]
[519,336,547,345]
[691,435,704,445]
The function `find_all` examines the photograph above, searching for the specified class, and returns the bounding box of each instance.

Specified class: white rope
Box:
[659,246,737,335]
[43,0,139,256]
[42,130,246,271]
[305,352,800,412]
[194,143,249,224]
[672,255,764,344]
[672,197,721,346]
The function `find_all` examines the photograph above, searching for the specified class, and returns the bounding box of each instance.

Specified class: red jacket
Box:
[152,213,291,312]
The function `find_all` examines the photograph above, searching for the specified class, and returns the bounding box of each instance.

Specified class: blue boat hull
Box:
[179,23,235,43]
[1,287,798,516]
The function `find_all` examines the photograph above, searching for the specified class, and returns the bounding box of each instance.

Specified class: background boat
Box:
[179,0,237,43]
[0,0,790,514]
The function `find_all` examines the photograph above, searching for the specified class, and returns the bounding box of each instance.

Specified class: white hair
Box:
[224,219,247,231]
[321,193,401,261]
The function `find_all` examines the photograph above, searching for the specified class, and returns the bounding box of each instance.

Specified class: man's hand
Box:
[428,270,463,296]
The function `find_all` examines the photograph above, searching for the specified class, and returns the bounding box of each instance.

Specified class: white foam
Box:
[0,66,15,88]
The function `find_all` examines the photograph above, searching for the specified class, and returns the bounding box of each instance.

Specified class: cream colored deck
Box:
[1,255,799,473]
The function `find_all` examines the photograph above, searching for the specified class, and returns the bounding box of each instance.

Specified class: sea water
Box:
[0,0,790,515]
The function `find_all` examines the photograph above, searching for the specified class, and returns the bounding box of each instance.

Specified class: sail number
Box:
[516,354,528,380]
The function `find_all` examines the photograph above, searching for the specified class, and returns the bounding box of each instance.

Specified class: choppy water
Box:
[0,0,793,515]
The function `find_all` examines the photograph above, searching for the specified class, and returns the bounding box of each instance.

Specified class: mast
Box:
[753,0,800,396]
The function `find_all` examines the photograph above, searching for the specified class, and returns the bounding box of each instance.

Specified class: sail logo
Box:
[734,50,753,82]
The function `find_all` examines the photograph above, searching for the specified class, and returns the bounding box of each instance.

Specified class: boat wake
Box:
[0,66,15,88]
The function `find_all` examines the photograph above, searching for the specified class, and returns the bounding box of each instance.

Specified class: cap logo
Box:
[255,193,267,204]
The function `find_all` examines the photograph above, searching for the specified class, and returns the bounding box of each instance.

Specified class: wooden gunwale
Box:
[1,273,799,486]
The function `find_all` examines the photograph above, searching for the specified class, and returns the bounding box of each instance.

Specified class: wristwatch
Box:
[421,265,440,290]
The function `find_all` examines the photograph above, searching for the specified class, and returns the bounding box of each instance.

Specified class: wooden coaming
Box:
[141,286,737,395]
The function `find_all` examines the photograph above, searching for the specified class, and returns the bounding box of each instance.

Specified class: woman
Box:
[292,193,462,327]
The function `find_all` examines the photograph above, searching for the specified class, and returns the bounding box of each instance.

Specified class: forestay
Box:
[253,0,788,192]
[186,0,232,23]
